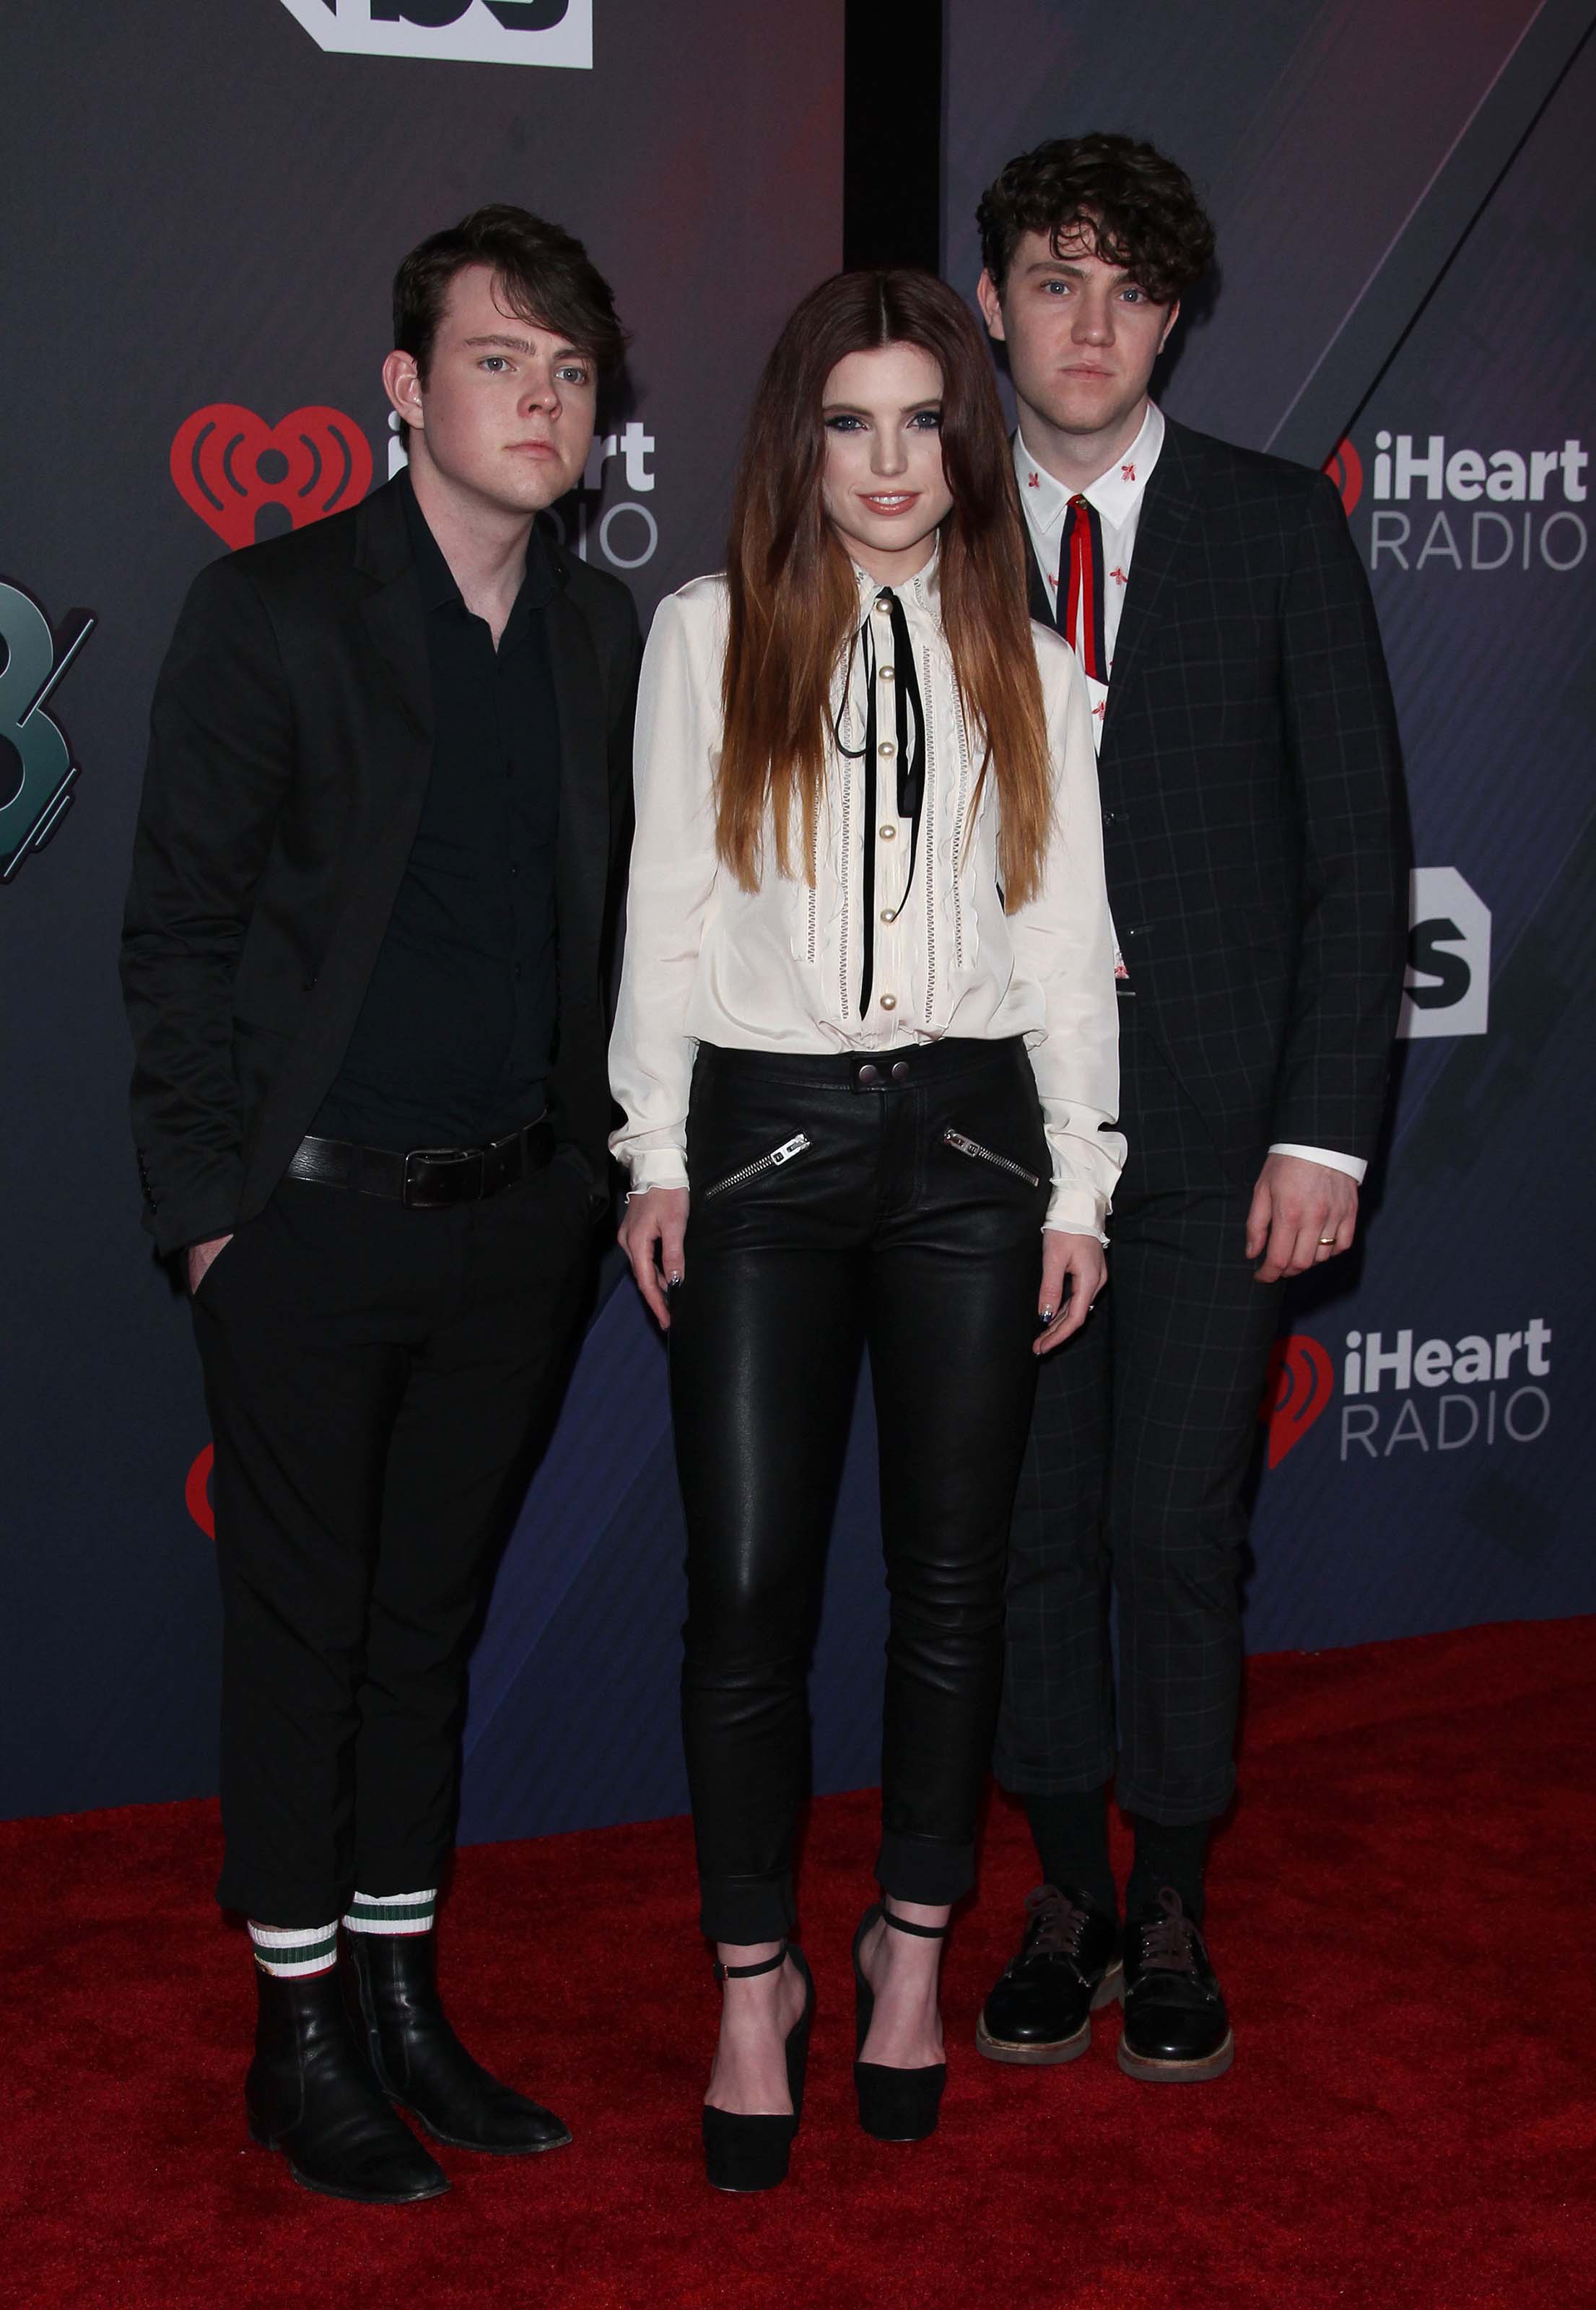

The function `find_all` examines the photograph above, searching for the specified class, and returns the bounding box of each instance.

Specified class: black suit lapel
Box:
[1100,421,1203,757]
[354,481,435,744]
[545,585,609,1003]
[246,487,436,1185]
[310,572,432,965]
[357,572,435,745]
[344,505,436,930]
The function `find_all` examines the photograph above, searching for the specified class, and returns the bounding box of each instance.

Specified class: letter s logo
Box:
[1399,868,1491,1039]
[1405,918,1471,1011]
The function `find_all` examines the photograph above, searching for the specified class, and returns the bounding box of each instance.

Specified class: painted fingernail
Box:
[668,1271,683,1288]
[1039,1306,1054,1325]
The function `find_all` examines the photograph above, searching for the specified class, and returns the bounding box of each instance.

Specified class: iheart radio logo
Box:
[1324,436,1364,517]
[1259,1334,1334,1468]
[170,404,372,549]
[186,1443,216,1538]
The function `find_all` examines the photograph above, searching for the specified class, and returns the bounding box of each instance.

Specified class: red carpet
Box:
[5,1620,1594,2310]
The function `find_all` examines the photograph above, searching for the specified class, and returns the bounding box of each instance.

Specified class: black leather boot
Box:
[245,1963,450,2203]
[344,1928,572,2155]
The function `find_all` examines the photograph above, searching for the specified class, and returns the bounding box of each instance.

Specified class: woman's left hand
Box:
[1034,1229,1107,1354]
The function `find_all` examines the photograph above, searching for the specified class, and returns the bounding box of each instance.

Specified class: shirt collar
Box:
[850,536,941,626]
[1013,398,1165,531]
[399,467,561,619]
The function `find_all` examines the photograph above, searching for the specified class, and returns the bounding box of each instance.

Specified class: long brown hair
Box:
[719,269,1052,909]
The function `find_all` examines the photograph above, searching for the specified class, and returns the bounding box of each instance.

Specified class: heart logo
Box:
[1324,435,1364,518]
[185,1443,216,1539]
[170,404,373,549]
[1259,1333,1334,1468]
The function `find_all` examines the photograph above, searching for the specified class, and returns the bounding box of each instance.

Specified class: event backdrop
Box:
[944,0,1596,1653]
[5,0,1592,1841]
[1,0,844,1825]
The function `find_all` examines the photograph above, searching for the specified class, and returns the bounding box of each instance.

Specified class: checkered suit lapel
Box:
[1099,420,1203,760]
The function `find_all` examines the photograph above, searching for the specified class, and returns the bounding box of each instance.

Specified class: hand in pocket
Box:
[186,1234,233,1296]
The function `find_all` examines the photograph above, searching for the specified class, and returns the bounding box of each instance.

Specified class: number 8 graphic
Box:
[0,582,95,883]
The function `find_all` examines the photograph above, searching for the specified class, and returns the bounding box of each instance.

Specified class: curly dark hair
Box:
[977,133,1215,304]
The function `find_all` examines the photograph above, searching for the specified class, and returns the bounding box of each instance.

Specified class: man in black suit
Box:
[969,137,1407,2081]
[122,206,640,2200]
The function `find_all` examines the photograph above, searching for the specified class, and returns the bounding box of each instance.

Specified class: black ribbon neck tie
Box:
[834,588,927,1019]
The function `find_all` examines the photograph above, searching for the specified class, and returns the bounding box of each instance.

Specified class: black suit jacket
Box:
[123,477,642,1258]
[1026,417,1408,1176]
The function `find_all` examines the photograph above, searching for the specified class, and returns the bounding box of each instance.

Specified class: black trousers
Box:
[996,1002,1283,1825]
[669,1037,1050,1945]
[191,1159,593,1925]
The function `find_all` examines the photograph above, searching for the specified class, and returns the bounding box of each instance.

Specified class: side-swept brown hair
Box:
[719,269,1051,910]
[391,204,626,437]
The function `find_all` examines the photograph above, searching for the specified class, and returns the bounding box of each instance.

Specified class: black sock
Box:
[1126,1816,1211,1923]
[1022,1788,1116,1917]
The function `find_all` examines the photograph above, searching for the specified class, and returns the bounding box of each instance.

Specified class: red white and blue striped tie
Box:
[1060,492,1108,682]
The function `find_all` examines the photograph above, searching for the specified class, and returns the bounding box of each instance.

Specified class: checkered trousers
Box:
[995,1005,1283,1823]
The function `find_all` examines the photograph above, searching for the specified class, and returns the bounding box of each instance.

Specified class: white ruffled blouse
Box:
[608,554,1125,1236]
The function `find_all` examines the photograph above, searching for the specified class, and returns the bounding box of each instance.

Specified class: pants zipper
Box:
[943,1128,1039,1188]
[703,1133,812,1199]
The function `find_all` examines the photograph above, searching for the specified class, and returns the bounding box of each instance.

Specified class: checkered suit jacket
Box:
[1026,416,1409,1174]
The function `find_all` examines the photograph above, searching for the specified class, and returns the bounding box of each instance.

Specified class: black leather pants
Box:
[669,1037,1050,1944]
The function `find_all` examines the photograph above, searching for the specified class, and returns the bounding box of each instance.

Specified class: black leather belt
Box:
[285,1115,554,1209]
[695,1036,1029,1096]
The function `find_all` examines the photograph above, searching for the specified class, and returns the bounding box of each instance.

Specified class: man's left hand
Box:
[1245,1154,1358,1283]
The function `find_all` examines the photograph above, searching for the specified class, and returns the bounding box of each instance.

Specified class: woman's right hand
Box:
[618,1185,691,1330]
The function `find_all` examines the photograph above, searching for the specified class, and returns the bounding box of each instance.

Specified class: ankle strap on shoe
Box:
[880,1905,948,1940]
[712,1942,788,1983]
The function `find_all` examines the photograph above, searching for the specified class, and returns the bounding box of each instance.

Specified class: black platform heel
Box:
[702,1941,816,2193]
[852,1901,949,2143]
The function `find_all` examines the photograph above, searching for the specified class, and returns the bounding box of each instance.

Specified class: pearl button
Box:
[879,665,895,682]
[878,741,895,758]
[878,993,897,1011]
[880,908,896,923]
[879,824,896,840]
[875,598,891,614]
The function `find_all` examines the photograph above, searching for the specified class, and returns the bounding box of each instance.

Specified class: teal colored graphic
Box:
[0,582,94,884]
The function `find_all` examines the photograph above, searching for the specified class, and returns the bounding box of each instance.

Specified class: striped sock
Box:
[343,1888,437,1938]
[248,1919,339,1978]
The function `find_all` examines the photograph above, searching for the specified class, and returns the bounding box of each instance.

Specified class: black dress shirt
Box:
[314,477,562,1151]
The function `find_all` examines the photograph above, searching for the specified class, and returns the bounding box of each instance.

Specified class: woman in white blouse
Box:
[611,269,1122,2192]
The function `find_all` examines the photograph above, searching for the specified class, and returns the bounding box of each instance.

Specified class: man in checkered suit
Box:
[969,134,1408,2081]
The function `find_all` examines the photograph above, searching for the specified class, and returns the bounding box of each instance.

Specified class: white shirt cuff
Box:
[1043,1186,1110,1244]
[625,1150,689,1193]
[1268,1143,1366,1185]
